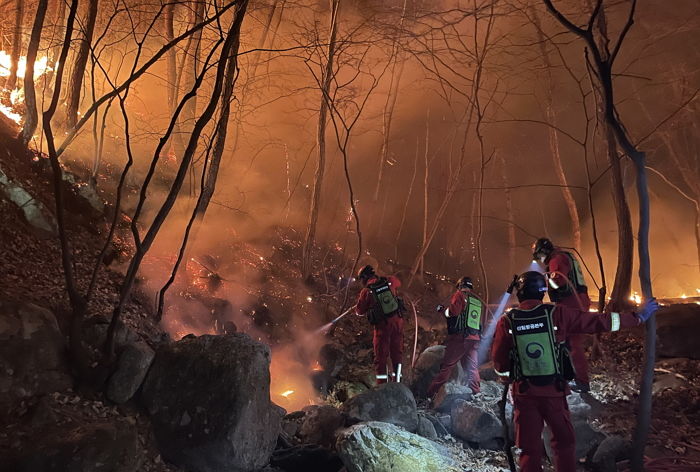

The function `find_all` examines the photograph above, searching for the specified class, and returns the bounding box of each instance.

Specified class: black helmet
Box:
[357,265,375,282]
[456,276,473,290]
[532,237,554,261]
[515,271,547,302]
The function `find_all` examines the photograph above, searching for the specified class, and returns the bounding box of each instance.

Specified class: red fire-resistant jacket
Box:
[447,290,480,341]
[491,299,639,397]
[547,248,574,291]
[356,275,402,317]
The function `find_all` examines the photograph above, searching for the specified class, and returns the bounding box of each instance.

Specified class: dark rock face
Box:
[590,435,631,472]
[141,334,283,472]
[106,341,155,404]
[271,445,343,472]
[11,421,139,472]
[298,405,345,448]
[657,304,700,359]
[0,301,72,416]
[341,383,418,432]
[450,400,503,448]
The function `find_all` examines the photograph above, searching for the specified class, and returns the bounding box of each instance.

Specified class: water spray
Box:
[314,304,357,335]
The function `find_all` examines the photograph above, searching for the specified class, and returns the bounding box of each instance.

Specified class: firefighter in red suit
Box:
[355,265,404,384]
[533,237,591,392]
[427,276,483,397]
[491,271,657,472]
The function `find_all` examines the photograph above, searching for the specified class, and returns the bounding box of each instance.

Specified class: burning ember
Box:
[629,292,642,305]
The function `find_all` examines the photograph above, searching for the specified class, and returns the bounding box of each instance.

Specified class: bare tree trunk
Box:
[64,0,98,129]
[373,0,408,202]
[395,138,419,261]
[605,124,634,310]
[301,0,340,281]
[42,0,86,363]
[182,0,204,129]
[500,153,516,274]
[420,109,430,279]
[532,7,582,251]
[164,3,178,113]
[3,0,24,90]
[22,0,49,146]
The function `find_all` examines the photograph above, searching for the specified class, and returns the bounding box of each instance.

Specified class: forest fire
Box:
[0,51,53,80]
[0,1,699,471]
[0,103,21,125]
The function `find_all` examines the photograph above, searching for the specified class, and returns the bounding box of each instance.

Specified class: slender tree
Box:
[301,0,340,282]
[21,0,49,146]
[543,1,655,468]
[64,0,99,128]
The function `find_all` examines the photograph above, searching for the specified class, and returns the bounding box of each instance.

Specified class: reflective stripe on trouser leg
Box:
[396,363,402,383]
[376,374,388,380]
[611,312,620,332]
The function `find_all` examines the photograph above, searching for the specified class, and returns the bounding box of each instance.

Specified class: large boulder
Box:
[657,304,700,359]
[544,393,604,461]
[341,382,418,432]
[432,382,472,413]
[0,301,72,415]
[416,415,438,440]
[450,400,503,449]
[106,340,155,404]
[0,166,57,235]
[410,345,461,399]
[298,405,345,448]
[336,422,462,472]
[141,334,283,472]
[10,421,139,472]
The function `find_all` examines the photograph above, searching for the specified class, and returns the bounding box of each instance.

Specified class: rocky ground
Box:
[1,119,700,472]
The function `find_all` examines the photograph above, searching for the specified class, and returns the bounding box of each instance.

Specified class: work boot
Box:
[570,380,590,393]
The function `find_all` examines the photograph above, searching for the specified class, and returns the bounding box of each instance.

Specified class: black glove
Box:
[506,274,518,294]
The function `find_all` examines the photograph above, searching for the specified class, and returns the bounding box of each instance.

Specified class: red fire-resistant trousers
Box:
[373,315,404,384]
[514,395,576,472]
[559,292,591,385]
[427,334,481,397]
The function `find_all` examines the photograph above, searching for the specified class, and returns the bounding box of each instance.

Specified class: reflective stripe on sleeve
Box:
[611,312,621,332]
[376,374,388,380]
[444,308,450,318]
[548,277,560,290]
[495,369,510,377]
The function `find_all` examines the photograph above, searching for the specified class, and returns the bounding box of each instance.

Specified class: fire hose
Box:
[498,381,517,472]
[405,295,420,368]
